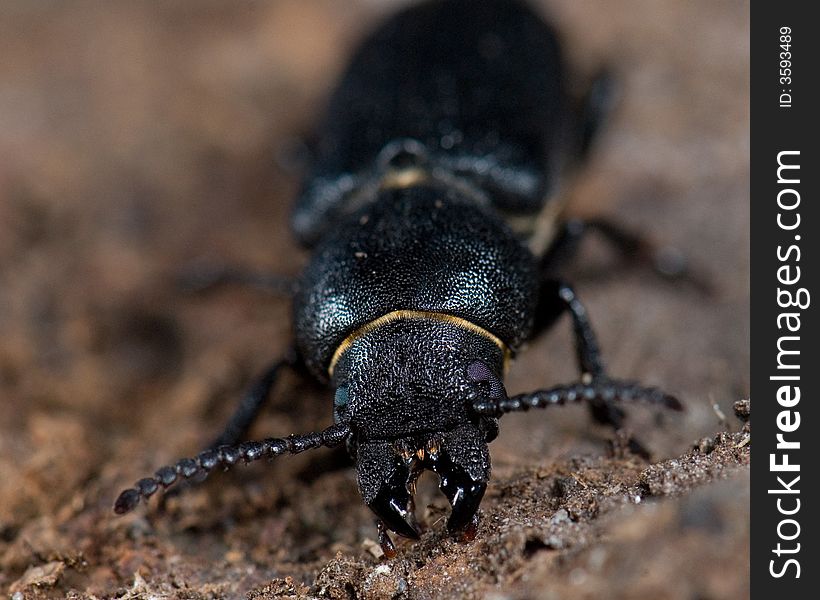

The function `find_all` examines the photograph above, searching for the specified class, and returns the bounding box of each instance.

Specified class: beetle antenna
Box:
[471,379,682,417]
[113,422,350,514]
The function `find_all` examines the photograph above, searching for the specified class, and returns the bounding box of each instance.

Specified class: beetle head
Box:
[331,318,503,538]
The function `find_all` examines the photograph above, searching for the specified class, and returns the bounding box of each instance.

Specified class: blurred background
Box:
[0,0,748,597]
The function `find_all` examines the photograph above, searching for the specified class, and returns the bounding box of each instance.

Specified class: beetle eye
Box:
[466,360,507,401]
[334,386,349,410]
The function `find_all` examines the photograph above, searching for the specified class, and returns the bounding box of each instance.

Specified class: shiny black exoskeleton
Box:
[115,0,681,557]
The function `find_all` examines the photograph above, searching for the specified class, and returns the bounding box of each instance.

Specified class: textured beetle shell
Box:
[292,0,566,246]
[294,187,538,380]
[334,318,503,442]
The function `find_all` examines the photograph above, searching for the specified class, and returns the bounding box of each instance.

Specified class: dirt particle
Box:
[9,560,65,594]
[733,399,750,422]
[696,437,715,454]
[247,577,311,599]
[549,509,570,525]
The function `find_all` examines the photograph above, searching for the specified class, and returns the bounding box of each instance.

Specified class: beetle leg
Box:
[533,279,637,442]
[469,320,680,458]
[573,67,617,163]
[210,348,300,449]
[541,218,711,293]
[530,278,677,456]
[532,279,605,379]
[152,350,302,507]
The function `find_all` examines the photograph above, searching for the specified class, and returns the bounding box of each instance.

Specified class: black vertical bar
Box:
[752,2,818,597]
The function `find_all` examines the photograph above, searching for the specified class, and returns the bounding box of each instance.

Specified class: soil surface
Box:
[1,1,749,598]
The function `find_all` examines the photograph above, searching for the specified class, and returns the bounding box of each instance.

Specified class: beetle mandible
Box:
[115,0,682,557]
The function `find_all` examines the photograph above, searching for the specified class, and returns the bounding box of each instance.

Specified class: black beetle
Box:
[115,0,682,557]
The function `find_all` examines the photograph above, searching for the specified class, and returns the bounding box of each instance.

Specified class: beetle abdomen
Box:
[292,0,567,246]
[295,186,538,379]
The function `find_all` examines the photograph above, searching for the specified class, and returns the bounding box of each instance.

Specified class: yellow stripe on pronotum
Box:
[327,310,511,377]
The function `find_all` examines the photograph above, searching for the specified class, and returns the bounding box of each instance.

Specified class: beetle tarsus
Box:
[608,429,653,461]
